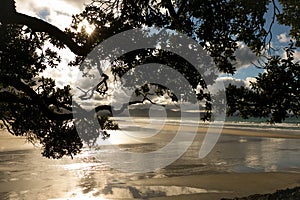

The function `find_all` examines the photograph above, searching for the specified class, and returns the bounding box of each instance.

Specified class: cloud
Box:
[15,0,89,30]
[208,76,259,95]
[218,77,246,87]
[62,0,90,9]
[282,49,300,62]
[294,50,300,62]
[244,77,256,88]
[277,33,290,43]
[208,77,246,94]
[234,42,259,69]
[284,50,300,62]
[14,1,93,90]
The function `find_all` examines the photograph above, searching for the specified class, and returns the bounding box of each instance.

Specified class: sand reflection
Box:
[1,124,300,199]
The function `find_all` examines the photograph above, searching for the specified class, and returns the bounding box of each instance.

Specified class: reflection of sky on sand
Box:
[244,138,300,172]
[1,126,300,199]
[54,185,228,199]
[204,136,300,173]
[50,191,107,200]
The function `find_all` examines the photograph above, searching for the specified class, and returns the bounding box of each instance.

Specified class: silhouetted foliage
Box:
[277,0,300,47]
[0,24,82,158]
[227,43,300,123]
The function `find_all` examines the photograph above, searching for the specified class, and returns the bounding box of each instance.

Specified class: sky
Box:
[15,0,92,88]
[15,0,300,92]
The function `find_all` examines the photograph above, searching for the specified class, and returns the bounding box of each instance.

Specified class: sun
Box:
[78,19,95,35]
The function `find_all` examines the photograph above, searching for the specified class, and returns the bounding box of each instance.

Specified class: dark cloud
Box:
[234,43,259,69]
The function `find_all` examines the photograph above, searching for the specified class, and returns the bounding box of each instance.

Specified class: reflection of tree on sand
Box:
[78,171,97,194]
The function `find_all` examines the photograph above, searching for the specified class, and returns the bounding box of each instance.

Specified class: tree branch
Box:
[0,76,73,121]
[94,97,166,116]
[1,117,14,135]
[165,0,177,19]
[177,0,188,16]
[263,0,280,54]
[1,3,91,56]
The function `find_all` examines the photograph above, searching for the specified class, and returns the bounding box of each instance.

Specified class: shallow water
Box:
[1,120,300,199]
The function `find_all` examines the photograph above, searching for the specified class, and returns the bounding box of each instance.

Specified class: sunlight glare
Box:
[94,130,144,145]
[68,194,107,200]
[78,19,95,35]
[50,189,108,200]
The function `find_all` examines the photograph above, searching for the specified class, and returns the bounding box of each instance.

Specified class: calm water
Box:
[1,119,300,199]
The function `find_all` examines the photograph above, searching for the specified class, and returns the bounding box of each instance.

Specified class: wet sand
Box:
[130,172,300,200]
[123,124,300,199]
[158,124,300,139]
[1,124,300,199]
[0,131,34,152]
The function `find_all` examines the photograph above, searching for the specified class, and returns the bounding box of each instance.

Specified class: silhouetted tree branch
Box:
[1,75,73,121]
[0,0,91,56]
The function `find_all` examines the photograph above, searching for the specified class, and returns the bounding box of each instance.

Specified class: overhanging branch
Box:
[1,2,91,56]
[0,76,73,121]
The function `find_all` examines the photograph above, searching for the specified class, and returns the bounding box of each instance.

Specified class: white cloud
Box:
[221,77,245,87]
[62,0,90,9]
[38,40,78,88]
[208,76,259,95]
[15,0,89,30]
[208,77,246,94]
[14,0,92,89]
[12,1,265,102]
[277,33,289,43]
[294,50,300,62]
[282,49,300,62]
[234,42,259,69]
[245,77,256,88]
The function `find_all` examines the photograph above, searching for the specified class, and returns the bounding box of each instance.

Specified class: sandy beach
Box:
[1,121,300,199]
[122,123,300,199]
[0,131,34,152]
[130,172,300,200]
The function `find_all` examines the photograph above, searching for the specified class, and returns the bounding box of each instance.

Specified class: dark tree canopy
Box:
[277,0,300,47]
[0,0,299,158]
[227,43,300,123]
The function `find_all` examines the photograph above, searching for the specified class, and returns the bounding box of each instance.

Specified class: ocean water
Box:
[0,117,300,199]
[116,116,300,133]
[225,116,300,131]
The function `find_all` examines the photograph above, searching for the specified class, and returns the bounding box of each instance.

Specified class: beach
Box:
[130,172,300,200]
[0,119,300,199]
[123,122,300,199]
